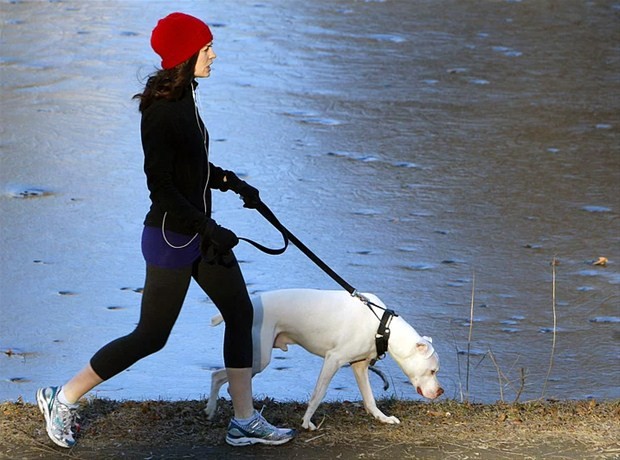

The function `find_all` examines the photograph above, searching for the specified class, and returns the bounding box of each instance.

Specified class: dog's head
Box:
[391,334,443,399]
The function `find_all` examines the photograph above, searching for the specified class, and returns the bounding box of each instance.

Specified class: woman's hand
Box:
[199,219,239,261]
[225,172,261,209]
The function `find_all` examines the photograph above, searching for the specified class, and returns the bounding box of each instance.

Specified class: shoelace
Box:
[254,407,292,436]
[57,403,79,435]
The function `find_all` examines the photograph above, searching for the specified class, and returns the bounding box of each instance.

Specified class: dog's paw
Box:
[302,419,317,431]
[377,414,400,425]
[204,402,217,420]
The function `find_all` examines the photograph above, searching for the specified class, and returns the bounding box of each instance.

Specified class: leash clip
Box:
[352,290,372,306]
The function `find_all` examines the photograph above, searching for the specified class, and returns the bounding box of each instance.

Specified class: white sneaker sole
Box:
[226,435,294,446]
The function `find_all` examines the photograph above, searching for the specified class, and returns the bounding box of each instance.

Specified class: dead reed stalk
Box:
[465,271,476,402]
[542,256,559,399]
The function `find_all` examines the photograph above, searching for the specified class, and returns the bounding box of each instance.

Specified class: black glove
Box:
[225,172,261,209]
[199,218,239,262]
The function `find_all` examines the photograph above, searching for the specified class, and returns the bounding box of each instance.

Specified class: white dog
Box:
[206,289,443,430]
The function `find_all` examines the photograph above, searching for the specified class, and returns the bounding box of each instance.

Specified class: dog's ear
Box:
[416,339,435,359]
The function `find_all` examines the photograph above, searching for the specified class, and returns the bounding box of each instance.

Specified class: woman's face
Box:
[194,42,216,78]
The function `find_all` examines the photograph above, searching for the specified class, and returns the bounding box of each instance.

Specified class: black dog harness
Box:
[375,308,397,359]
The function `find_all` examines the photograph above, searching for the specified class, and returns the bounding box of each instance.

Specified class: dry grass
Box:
[2,397,619,459]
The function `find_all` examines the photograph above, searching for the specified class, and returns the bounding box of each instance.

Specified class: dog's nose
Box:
[437,387,444,397]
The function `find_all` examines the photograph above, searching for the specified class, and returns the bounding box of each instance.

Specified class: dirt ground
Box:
[1,398,619,459]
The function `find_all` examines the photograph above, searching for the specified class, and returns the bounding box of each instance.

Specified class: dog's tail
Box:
[211,314,224,327]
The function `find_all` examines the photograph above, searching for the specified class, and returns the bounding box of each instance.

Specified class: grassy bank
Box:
[1,397,619,459]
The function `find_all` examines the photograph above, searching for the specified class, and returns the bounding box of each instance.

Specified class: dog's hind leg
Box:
[302,352,344,430]
[351,360,400,425]
[205,368,229,420]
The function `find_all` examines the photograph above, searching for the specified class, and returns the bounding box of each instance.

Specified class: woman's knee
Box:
[221,303,253,333]
[136,328,170,355]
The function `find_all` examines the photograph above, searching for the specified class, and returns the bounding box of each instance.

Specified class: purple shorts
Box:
[141,225,201,269]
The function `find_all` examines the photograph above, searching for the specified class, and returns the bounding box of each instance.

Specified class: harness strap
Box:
[375,309,396,359]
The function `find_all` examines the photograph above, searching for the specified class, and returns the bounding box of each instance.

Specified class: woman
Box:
[36,12,295,448]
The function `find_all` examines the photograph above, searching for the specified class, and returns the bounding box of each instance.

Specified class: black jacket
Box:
[141,83,229,235]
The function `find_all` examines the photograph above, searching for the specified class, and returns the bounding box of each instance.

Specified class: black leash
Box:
[239,200,397,359]
[239,201,356,294]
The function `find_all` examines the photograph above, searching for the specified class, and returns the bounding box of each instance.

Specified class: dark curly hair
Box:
[133,52,199,112]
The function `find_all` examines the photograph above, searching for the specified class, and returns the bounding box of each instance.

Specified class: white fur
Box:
[205,289,443,430]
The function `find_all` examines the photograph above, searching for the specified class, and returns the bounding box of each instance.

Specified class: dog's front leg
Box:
[302,354,343,430]
[205,368,229,420]
[351,361,400,425]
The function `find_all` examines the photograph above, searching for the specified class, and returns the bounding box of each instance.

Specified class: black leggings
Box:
[90,253,253,381]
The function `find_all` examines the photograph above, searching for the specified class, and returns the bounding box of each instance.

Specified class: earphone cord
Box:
[161,84,210,249]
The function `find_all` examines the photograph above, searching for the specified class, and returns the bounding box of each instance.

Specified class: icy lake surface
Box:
[1,0,619,405]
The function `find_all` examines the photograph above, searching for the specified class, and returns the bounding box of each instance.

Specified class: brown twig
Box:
[487,348,505,403]
[16,428,85,459]
[514,367,526,403]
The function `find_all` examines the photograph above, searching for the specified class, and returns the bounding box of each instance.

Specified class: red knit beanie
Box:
[151,12,213,70]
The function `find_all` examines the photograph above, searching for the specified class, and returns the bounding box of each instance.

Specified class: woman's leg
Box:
[224,368,254,419]
[64,264,193,402]
[192,253,254,419]
[37,263,193,448]
[60,363,103,405]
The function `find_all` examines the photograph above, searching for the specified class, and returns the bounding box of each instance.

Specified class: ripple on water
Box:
[491,46,523,57]
[201,365,224,371]
[589,317,620,324]
[576,269,605,278]
[539,327,568,334]
[326,150,379,162]
[402,263,435,271]
[501,320,519,326]
[392,161,420,168]
[469,78,490,85]
[446,278,468,287]
[367,33,407,43]
[456,347,486,356]
[352,209,381,216]
[349,249,373,255]
[299,117,341,126]
[6,186,54,199]
[581,205,612,213]
[447,67,468,74]
[441,259,462,265]
[282,110,341,126]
